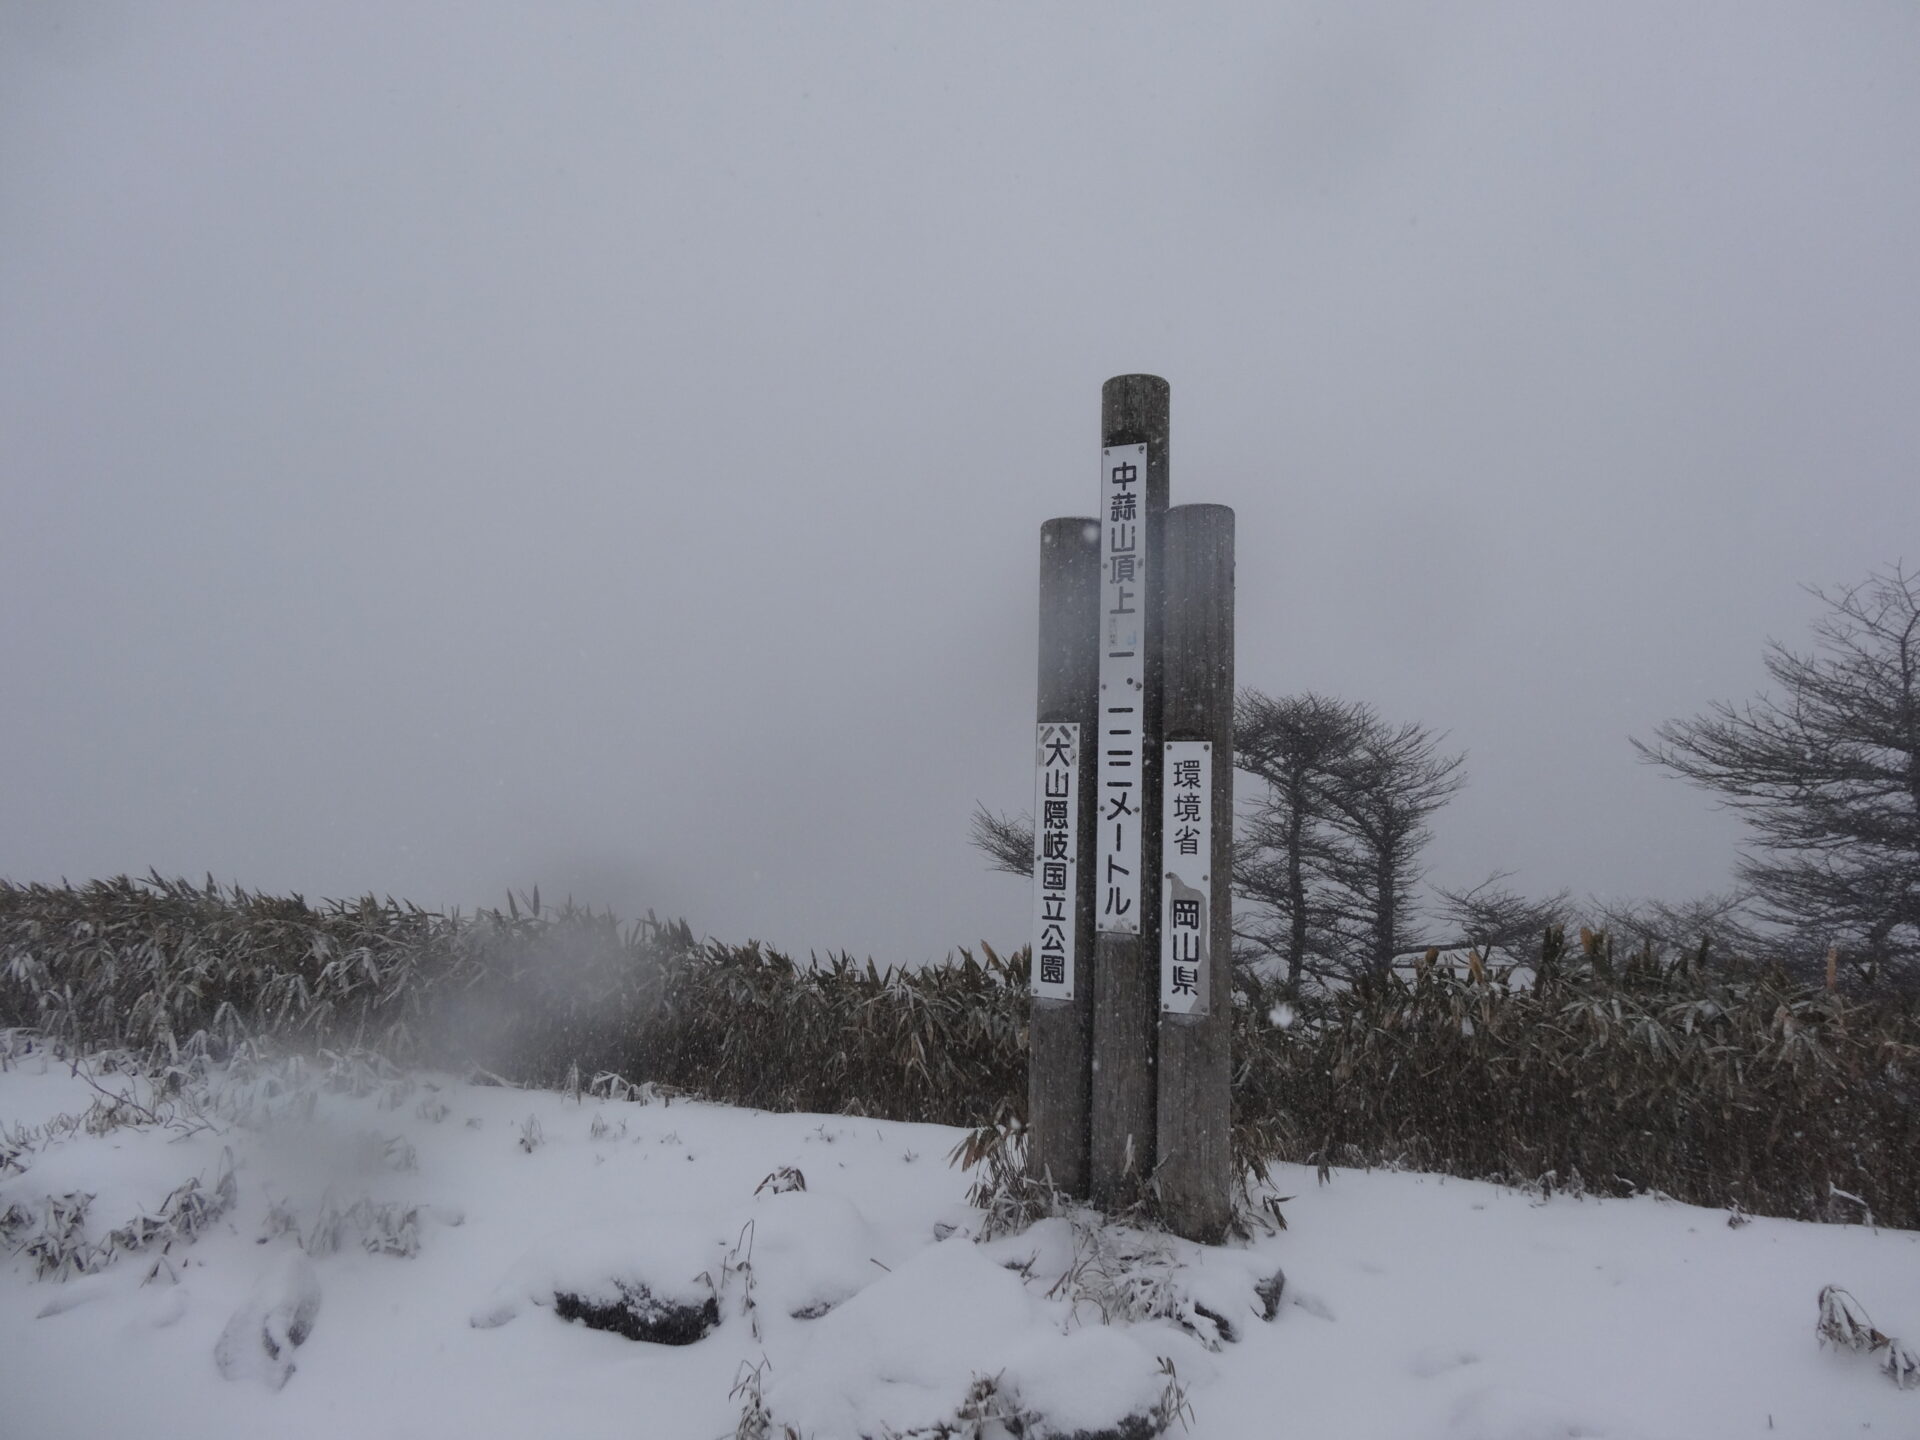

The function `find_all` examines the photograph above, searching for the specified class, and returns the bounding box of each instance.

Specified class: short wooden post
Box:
[1090,374,1170,1209]
[1028,516,1100,1197]
[1155,503,1235,1241]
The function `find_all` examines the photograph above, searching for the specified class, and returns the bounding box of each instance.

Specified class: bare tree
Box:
[1430,873,1572,967]
[1585,891,1771,968]
[969,803,1034,878]
[1233,691,1372,991]
[1320,715,1467,977]
[1235,692,1468,985]
[1634,565,1920,983]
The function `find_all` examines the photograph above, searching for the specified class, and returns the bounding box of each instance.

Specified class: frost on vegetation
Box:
[2,1190,94,1280]
[14,873,1920,1232]
[755,1166,807,1196]
[772,1363,1190,1440]
[276,1189,462,1259]
[194,1045,411,1131]
[951,1097,1290,1247]
[729,1359,779,1440]
[378,1132,418,1172]
[767,1359,1191,1440]
[1,1149,237,1280]
[570,1063,690,1108]
[1816,1284,1920,1390]
[209,1045,419,1129]
[2,1048,468,1277]
[307,1194,402,1259]
[757,1239,1197,1440]
[0,1025,36,1067]
[1516,1166,1590,1204]
[948,1106,1068,1243]
[415,1093,450,1124]
[717,1218,762,1339]
[1,1058,220,1155]
[109,1154,239,1255]
[733,1188,1270,1439]
[1028,1213,1280,1354]
[587,1069,684,1105]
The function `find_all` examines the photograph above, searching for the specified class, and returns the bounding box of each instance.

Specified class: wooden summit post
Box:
[1155,504,1234,1242]
[1089,375,1169,1211]
[1026,375,1233,1241]
[1027,517,1099,1196]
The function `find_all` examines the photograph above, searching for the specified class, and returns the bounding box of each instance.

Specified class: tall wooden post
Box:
[1090,375,1170,1209]
[1028,516,1099,1196]
[1155,503,1235,1241]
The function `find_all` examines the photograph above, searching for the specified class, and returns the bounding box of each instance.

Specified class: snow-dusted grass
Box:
[3,1039,1919,1439]
[11,878,1919,1233]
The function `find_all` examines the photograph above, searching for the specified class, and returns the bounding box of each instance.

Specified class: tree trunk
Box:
[1286,779,1307,992]
[1374,850,1396,977]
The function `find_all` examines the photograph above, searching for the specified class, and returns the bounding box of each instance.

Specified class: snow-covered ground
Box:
[3,1042,1918,1439]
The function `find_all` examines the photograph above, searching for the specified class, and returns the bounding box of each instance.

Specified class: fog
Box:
[3,3,1916,962]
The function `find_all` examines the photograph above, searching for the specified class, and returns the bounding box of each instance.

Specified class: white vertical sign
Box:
[1160,740,1212,1015]
[1097,443,1147,934]
[1030,722,1079,1001]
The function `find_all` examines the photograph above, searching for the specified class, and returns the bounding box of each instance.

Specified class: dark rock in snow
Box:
[552,1280,719,1345]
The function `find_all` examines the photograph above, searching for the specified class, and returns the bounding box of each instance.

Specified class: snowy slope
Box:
[3,1041,1918,1440]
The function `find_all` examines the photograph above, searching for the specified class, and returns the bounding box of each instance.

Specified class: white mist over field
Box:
[3,4,1917,959]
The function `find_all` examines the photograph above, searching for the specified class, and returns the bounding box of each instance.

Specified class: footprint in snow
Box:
[1409,1344,1481,1379]
[131,1285,190,1332]
[1290,1290,1337,1322]
[1446,1383,1648,1440]
[214,1249,321,1391]
[34,1271,117,1319]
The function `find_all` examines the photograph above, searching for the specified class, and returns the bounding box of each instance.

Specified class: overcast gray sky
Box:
[3,2,1916,961]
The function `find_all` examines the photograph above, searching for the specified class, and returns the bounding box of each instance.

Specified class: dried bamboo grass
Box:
[5,877,1917,1229]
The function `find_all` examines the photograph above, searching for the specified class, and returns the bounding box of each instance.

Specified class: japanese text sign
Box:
[1160,740,1211,1015]
[1097,443,1147,934]
[1030,722,1079,1000]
